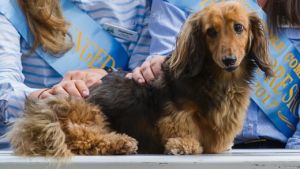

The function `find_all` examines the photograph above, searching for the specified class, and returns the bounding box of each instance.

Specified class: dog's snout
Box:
[222,56,237,67]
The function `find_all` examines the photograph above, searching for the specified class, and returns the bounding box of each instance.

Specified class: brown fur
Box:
[7,2,272,157]
[7,98,138,158]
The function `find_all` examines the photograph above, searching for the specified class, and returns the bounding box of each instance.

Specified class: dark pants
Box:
[233,139,286,149]
[0,142,10,150]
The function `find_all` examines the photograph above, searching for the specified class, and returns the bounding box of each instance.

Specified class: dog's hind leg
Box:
[58,98,138,155]
[65,123,138,155]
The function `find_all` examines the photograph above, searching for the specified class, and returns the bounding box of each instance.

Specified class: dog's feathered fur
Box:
[7,2,273,157]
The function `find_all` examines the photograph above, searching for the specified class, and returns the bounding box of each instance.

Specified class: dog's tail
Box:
[6,98,73,158]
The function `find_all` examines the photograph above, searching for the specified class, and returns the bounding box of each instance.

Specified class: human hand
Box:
[63,68,107,87]
[29,69,108,99]
[127,55,166,84]
[29,79,89,100]
[45,79,91,99]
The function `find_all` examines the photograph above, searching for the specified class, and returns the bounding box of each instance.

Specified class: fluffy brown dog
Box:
[8,1,272,157]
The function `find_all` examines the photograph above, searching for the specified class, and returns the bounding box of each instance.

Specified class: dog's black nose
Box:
[222,56,237,67]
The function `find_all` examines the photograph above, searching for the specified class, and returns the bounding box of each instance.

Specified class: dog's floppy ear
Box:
[168,12,205,79]
[248,13,273,77]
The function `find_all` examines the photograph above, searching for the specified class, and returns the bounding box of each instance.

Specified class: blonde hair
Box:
[18,0,73,55]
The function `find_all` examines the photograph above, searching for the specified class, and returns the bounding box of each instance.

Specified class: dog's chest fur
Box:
[158,63,253,152]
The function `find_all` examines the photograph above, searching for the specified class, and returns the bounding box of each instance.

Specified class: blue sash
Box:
[166,0,300,137]
[0,0,129,76]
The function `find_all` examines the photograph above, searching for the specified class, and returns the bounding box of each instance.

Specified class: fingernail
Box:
[83,90,89,97]
[138,79,144,83]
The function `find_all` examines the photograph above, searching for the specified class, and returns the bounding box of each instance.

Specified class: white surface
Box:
[0,149,300,169]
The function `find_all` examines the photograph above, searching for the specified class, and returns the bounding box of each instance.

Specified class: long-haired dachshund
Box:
[8,1,272,157]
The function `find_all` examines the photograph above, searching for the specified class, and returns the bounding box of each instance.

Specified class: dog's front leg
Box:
[164,137,202,155]
[158,109,203,155]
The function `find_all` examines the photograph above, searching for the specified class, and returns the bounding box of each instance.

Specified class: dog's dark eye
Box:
[207,28,218,38]
[234,23,244,34]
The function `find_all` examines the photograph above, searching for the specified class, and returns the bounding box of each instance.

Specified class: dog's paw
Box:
[164,137,203,155]
[103,133,138,154]
[112,134,138,155]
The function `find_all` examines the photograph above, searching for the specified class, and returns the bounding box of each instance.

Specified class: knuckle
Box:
[141,61,150,68]
[74,79,83,84]
[144,68,152,75]
[74,71,83,77]
[135,72,143,79]
[144,61,151,67]
[63,82,74,89]
[133,67,141,74]
[52,87,60,93]
[132,73,141,81]
[66,71,77,77]
[141,66,147,72]
[65,72,72,77]
[80,81,89,88]
[150,61,156,68]
[86,79,95,85]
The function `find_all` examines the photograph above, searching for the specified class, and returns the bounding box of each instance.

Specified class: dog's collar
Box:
[104,66,119,73]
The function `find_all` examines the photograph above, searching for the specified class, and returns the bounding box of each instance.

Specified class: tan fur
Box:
[159,86,249,154]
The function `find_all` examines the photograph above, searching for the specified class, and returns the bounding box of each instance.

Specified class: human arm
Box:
[285,105,300,149]
[130,0,189,84]
[284,27,300,148]
[0,14,39,124]
[0,16,106,119]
